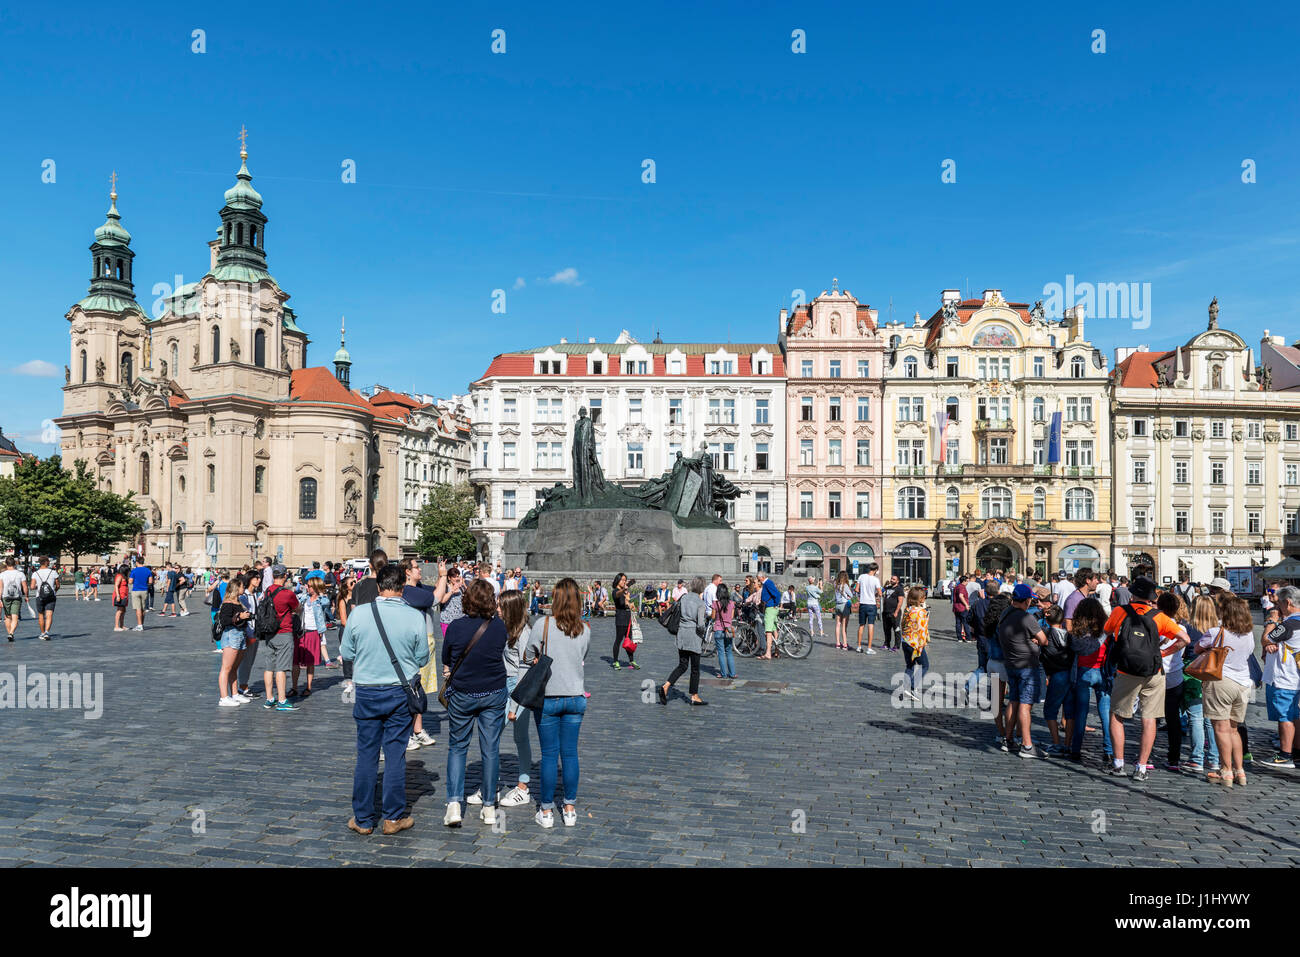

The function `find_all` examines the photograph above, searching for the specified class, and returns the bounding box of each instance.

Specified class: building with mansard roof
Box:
[53,144,403,568]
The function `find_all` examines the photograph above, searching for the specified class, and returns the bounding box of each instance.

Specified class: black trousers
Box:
[666,651,700,696]
[613,610,634,663]
[881,616,899,648]
[1164,682,1185,764]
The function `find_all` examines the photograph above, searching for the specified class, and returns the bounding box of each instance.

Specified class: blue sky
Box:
[3,1,1299,455]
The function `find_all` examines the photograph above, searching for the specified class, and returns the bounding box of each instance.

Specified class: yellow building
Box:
[879,289,1112,584]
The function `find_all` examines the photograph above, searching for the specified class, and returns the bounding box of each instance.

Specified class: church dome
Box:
[223,154,263,210]
[94,193,131,246]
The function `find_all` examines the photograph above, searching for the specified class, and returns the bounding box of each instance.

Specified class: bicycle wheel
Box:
[700,634,715,657]
[733,622,759,657]
[779,623,815,659]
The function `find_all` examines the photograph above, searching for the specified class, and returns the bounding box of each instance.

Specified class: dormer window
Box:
[668,357,684,374]
[709,359,734,375]
[623,359,648,375]
[592,360,603,375]
[754,358,768,375]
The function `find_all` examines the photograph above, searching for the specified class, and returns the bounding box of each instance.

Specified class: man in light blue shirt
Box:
[341,564,429,836]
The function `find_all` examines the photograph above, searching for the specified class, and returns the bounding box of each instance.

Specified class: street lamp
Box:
[18,527,45,576]
[248,541,265,566]
[154,540,170,568]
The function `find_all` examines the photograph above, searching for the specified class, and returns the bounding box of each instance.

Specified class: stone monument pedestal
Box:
[504,508,738,578]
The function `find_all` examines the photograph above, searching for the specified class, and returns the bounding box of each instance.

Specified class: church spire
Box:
[212,127,270,283]
[333,316,352,387]
[85,171,138,306]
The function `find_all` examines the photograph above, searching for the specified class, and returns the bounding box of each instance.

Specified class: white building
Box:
[469,333,787,570]
[363,388,471,556]
[1111,308,1300,583]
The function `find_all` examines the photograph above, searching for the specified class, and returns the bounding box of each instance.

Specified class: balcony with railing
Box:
[1064,465,1096,477]
[974,417,1014,432]
[894,464,929,477]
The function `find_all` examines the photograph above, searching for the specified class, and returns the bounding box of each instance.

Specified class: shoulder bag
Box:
[437,615,490,709]
[369,602,429,716]
[1184,629,1226,682]
[510,616,553,712]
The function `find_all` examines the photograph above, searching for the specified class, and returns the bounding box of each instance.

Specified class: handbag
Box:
[438,616,490,709]
[629,616,643,645]
[511,616,553,712]
[369,602,429,716]
[1184,630,1227,682]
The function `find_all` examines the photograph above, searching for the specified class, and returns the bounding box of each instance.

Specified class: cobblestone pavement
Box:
[1,596,1296,867]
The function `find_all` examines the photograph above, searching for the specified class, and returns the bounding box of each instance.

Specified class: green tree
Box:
[413,481,477,560]
[0,456,144,570]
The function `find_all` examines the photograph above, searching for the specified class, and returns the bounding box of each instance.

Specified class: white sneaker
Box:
[499,785,530,808]
[132,625,143,632]
[480,805,497,826]
[179,611,191,617]
[465,789,483,805]
[414,729,436,746]
[219,697,241,707]
[903,689,920,702]
[443,802,462,827]
[866,648,878,655]
[535,809,554,829]
[406,735,421,752]
[561,807,578,827]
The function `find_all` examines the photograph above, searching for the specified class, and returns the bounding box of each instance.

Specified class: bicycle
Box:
[732,608,814,659]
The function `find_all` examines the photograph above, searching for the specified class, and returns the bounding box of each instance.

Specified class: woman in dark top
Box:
[440,577,509,828]
[610,572,639,670]
[216,578,252,706]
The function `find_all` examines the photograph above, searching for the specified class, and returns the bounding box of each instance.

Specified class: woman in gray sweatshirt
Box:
[657,576,709,706]
[522,577,590,829]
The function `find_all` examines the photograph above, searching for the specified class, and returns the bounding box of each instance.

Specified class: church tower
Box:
[333,317,352,387]
[87,172,137,307]
[212,126,270,283]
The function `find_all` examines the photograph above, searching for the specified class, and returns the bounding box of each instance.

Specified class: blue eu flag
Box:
[1047,411,1062,464]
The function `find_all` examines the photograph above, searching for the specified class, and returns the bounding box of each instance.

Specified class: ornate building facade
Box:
[879,288,1113,584]
[781,282,885,579]
[54,146,403,568]
[1110,304,1300,582]
[469,334,786,569]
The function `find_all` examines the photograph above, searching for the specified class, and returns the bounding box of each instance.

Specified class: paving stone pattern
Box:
[0,597,1296,867]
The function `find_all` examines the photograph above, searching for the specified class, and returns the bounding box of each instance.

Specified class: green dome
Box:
[223,154,263,210]
[333,344,352,365]
[94,194,131,246]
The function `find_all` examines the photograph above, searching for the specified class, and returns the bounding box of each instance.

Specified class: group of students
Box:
[0,555,62,641]
[955,565,1296,786]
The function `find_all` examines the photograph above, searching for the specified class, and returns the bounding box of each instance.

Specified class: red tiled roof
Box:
[923,298,1033,347]
[1113,351,1170,388]
[288,367,377,414]
[476,348,783,381]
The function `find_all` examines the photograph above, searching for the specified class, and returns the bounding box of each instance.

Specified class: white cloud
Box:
[512,277,526,290]
[543,267,583,286]
[12,359,59,378]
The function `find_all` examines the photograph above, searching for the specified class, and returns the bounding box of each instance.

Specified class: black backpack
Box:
[1110,605,1163,677]
[658,601,682,636]
[255,586,290,640]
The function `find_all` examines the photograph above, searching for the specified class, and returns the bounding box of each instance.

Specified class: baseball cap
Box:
[272,563,288,577]
[1130,577,1157,601]
[1209,577,1231,591]
[1012,583,1035,602]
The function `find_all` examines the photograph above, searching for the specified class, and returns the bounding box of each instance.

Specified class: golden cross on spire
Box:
[110,170,118,199]
[238,125,248,156]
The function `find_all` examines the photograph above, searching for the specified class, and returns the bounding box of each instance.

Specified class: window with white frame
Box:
[1287,463,1298,486]
[535,442,562,469]
[903,356,919,378]
[1175,509,1189,534]
[946,357,959,377]
[722,442,736,470]
[1174,418,1189,438]
[755,398,769,424]
[669,397,682,425]
[1288,423,1299,441]
[1065,487,1095,521]
[829,359,841,378]
[856,491,871,519]
[828,397,841,421]
[1133,418,1148,437]
[502,490,516,520]
[588,398,602,424]
[857,396,871,421]
[1133,460,1148,484]
[828,439,842,466]
[800,439,814,466]
[755,443,770,471]
[1210,510,1225,534]
[801,396,814,421]
[799,491,813,518]
[627,442,644,473]
[1211,461,1225,485]
[1211,420,1226,438]
[1247,461,1262,485]
[1247,421,1262,439]
[1175,460,1189,484]
[828,492,842,519]
[668,357,684,375]
[856,439,871,467]
[1033,487,1046,520]
[801,359,813,378]
[946,486,960,519]
[1133,507,1148,533]
[1033,356,1045,377]
[709,359,734,375]
[896,486,926,519]
[857,359,870,377]
[629,397,643,424]
[754,491,769,521]
[1288,510,1300,535]
[1033,397,1045,421]
[1033,439,1045,466]
[897,440,925,468]
[502,442,517,469]
[502,397,517,422]
[1248,510,1262,535]
[897,396,924,421]
[1070,356,1085,378]
[981,487,1013,518]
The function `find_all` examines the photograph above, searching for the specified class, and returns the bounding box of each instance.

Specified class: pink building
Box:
[783,282,885,579]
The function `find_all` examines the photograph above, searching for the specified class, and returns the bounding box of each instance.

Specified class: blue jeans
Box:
[445,688,507,805]
[505,675,532,785]
[351,685,415,827]
[953,610,972,641]
[1186,702,1218,767]
[1071,667,1112,757]
[714,629,737,677]
[534,695,586,811]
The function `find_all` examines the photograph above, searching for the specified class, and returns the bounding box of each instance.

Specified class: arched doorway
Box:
[793,541,822,577]
[846,541,874,577]
[890,542,932,586]
[1126,552,1155,576]
[976,541,1022,574]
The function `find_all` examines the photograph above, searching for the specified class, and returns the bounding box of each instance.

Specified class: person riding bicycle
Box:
[757,571,783,660]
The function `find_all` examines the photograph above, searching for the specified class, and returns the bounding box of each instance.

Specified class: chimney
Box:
[588,337,596,344]
[941,289,960,306]
[1064,305,1085,341]
[559,338,567,344]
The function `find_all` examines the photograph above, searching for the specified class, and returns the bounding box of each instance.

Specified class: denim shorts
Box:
[1266,684,1300,723]
[219,628,246,651]
[858,604,878,625]
[1043,670,1075,720]
[1007,666,1042,705]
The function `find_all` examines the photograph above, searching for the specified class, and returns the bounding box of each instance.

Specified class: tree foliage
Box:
[413,481,477,560]
[0,456,145,568]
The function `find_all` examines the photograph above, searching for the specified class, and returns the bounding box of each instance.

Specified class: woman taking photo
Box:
[610,572,638,670]
[217,578,252,706]
[522,577,590,828]
[657,576,709,707]
[834,570,854,650]
[441,578,509,827]
[1196,595,1256,787]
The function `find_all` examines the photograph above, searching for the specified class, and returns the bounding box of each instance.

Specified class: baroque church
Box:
[54,136,403,568]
